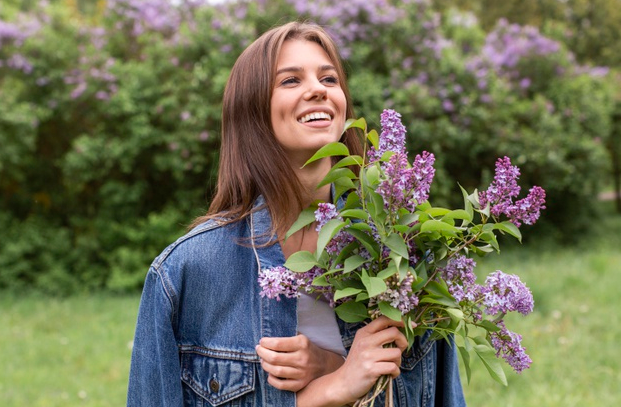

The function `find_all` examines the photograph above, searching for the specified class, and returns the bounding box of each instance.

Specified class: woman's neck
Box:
[293,157,333,205]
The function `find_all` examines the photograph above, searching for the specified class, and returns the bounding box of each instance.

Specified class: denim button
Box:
[209,378,220,393]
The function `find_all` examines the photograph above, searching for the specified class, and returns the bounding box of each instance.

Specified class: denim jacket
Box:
[127,196,466,406]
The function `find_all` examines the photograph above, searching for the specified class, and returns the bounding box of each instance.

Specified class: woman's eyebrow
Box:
[275,64,337,75]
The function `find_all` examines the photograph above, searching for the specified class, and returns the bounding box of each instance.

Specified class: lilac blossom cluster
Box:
[258,266,329,301]
[370,272,419,315]
[441,254,478,303]
[466,19,562,90]
[374,110,436,211]
[106,0,184,38]
[489,321,532,373]
[479,157,546,227]
[482,271,534,316]
[286,0,408,58]
[369,109,408,161]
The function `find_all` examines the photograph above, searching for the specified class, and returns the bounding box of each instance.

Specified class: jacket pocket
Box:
[180,351,255,406]
[400,329,435,371]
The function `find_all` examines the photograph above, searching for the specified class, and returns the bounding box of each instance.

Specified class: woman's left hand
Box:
[256,334,345,392]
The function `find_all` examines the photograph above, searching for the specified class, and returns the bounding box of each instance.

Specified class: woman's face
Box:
[270,39,347,166]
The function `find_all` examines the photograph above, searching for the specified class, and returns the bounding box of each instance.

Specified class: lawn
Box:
[1,215,620,406]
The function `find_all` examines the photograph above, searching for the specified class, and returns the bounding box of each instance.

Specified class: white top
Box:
[297,292,347,356]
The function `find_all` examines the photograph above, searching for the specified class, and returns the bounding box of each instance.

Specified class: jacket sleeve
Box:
[127,266,183,406]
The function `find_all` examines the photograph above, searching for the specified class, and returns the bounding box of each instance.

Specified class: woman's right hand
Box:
[296,316,408,407]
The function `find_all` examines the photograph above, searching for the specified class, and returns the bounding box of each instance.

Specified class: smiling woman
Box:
[270,39,346,168]
[127,21,466,407]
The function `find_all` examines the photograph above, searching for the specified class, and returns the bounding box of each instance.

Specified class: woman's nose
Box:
[304,79,327,101]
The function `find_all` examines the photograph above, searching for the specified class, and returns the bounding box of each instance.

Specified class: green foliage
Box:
[0,0,618,293]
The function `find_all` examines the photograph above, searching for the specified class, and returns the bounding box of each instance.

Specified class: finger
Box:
[363,316,405,334]
[266,374,305,392]
[256,344,300,367]
[259,334,308,352]
[260,359,303,380]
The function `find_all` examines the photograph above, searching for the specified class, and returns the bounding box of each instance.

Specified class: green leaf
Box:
[476,320,502,332]
[333,155,364,169]
[345,117,367,131]
[347,228,380,258]
[446,308,464,322]
[344,255,368,273]
[316,219,347,259]
[379,301,403,322]
[333,241,359,266]
[361,269,387,297]
[334,176,356,202]
[493,221,522,242]
[334,287,364,301]
[420,220,458,236]
[285,207,317,239]
[367,129,379,150]
[456,339,472,384]
[459,184,474,221]
[284,251,317,272]
[420,296,458,307]
[474,344,508,386]
[376,262,398,279]
[340,209,369,220]
[426,207,451,217]
[398,213,420,226]
[304,142,350,167]
[344,191,361,210]
[317,167,357,188]
[364,164,381,187]
[443,209,473,223]
[335,301,368,323]
[384,233,409,259]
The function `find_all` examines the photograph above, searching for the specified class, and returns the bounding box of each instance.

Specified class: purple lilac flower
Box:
[372,272,419,314]
[508,186,546,227]
[483,271,534,316]
[315,203,340,231]
[258,266,300,300]
[368,109,407,162]
[411,151,435,205]
[377,153,413,211]
[490,321,532,373]
[441,254,477,302]
[479,157,521,217]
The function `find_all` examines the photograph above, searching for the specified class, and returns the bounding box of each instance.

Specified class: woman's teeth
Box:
[298,112,331,123]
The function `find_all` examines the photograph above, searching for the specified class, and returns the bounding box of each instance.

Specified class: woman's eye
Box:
[281,77,299,86]
[321,76,339,85]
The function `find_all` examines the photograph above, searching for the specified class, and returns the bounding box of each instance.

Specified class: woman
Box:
[127,22,466,406]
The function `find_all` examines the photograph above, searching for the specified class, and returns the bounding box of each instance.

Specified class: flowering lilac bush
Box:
[0,0,615,294]
[260,110,543,394]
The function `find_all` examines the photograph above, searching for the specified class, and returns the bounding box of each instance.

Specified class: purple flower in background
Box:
[479,157,521,217]
[483,271,534,316]
[369,109,408,161]
[490,321,532,373]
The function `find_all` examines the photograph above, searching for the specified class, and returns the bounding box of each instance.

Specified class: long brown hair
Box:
[190,22,363,234]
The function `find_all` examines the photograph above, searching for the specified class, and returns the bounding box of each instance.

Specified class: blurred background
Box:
[1,0,619,405]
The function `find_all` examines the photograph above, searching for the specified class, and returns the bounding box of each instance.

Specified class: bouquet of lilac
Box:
[259,109,545,404]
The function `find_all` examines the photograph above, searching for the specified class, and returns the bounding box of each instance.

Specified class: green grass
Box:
[0,295,139,407]
[461,217,621,406]
[1,214,620,406]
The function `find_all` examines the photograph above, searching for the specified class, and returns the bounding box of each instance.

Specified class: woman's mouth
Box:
[297,112,332,123]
